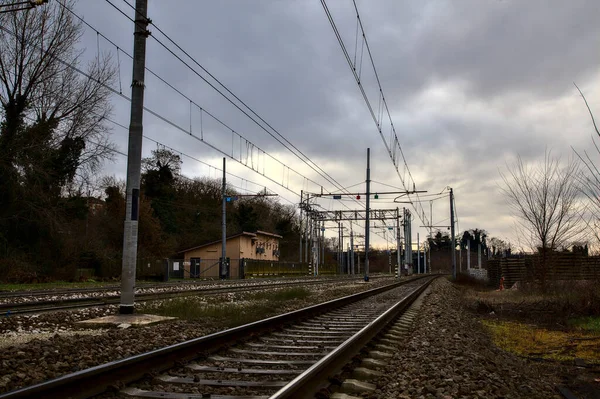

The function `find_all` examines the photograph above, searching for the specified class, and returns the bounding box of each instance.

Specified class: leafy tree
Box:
[0,0,115,273]
[428,231,451,251]
[235,202,260,233]
[460,228,487,251]
[142,149,182,233]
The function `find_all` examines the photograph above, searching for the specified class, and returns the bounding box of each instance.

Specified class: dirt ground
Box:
[462,282,600,398]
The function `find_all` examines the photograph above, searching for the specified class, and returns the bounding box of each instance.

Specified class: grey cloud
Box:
[72,0,599,245]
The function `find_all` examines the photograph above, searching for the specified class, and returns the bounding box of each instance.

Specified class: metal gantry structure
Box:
[298,190,423,278]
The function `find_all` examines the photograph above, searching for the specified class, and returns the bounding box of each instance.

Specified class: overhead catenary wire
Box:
[105,0,395,246]
[105,0,354,198]
[5,25,296,207]
[320,0,433,231]
[65,0,381,226]
[21,112,270,202]
[57,0,324,194]
[57,1,391,242]
[0,21,312,204]
[96,111,285,199]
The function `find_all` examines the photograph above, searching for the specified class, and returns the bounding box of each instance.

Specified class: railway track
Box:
[0,276,383,316]
[0,275,435,399]
[0,275,380,300]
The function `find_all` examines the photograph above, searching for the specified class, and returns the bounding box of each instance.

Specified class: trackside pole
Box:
[120,0,149,314]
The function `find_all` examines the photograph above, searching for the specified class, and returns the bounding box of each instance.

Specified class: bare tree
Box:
[0,0,115,178]
[572,85,600,246]
[500,151,584,253]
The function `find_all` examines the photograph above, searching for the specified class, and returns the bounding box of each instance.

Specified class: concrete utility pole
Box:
[338,221,343,274]
[320,220,325,269]
[396,208,401,277]
[467,240,471,270]
[304,201,309,265]
[221,157,227,279]
[364,148,371,281]
[314,220,318,270]
[120,0,149,315]
[314,220,318,274]
[348,244,351,275]
[403,208,412,274]
[450,187,456,279]
[424,240,427,274]
[350,223,354,274]
[429,200,432,274]
[407,211,412,272]
[417,232,420,274]
[299,190,303,263]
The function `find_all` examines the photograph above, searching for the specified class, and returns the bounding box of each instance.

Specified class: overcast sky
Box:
[74,0,600,251]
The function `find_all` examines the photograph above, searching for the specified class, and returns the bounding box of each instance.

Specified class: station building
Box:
[178,231,282,278]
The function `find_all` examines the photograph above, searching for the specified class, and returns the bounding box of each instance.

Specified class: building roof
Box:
[256,230,283,239]
[178,231,282,254]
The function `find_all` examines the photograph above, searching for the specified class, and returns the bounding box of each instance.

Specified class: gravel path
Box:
[0,278,395,394]
[371,278,564,399]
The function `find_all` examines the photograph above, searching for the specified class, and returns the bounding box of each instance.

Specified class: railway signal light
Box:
[356,195,361,199]
[374,193,379,199]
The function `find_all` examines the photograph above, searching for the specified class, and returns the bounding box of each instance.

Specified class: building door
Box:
[190,257,200,278]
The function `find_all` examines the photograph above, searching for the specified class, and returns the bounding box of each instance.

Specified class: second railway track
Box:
[0,275,436,399]
[0,276,382,315]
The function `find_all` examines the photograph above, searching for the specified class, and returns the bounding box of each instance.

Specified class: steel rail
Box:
[0,274,380,299]
[270,276,436,399]
[0,276,384,315]
[0,276,429,399]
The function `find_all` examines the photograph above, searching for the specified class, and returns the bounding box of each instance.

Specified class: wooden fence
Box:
[487,253,600,288]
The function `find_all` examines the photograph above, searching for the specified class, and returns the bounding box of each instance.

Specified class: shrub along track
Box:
[0,276,435,399]
[0,276,382,316]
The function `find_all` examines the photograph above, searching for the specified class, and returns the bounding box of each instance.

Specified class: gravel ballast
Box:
[0,278,395,394]
[371,278,564,399]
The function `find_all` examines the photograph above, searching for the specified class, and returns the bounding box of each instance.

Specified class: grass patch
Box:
[144,299,274,327]
[568,316,600,333]
[482,319,600,364]
[143,287,311,327]
[249,287,311,301]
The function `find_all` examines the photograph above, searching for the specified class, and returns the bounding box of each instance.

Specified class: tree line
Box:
[0,1,301,281]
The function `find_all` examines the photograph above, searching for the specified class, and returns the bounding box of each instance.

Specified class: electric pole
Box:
[320,220,324,270]
[350,223,354,274]
[299,190,303,263]
[450,187,456,279]
[364,148,370,281]
[417,232,420,274]
[120,0,149,315]
[396,208,401,278]
[221,157,227,279]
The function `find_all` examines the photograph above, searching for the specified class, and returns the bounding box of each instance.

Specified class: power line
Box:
[74,0,389,217]
[320,0,432,231]
[60,2,390,241]
[106,1,398,246]
[97,0,396,243]
[54,0,323,196]
[0,21,313,204]
[105,0,351,197]
[20,113,274,203]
